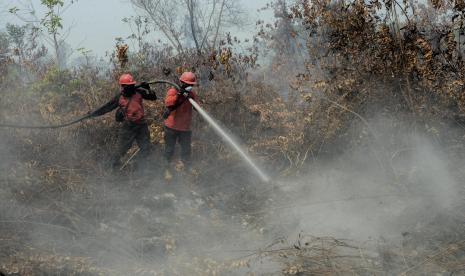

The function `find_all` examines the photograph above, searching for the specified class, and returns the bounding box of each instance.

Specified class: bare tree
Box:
[131,0,246,55]
[2,22,47,81]
[123,16,151,52]
[9,0,75,69]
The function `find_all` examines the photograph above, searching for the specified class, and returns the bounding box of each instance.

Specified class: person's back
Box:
[164,87,197,131]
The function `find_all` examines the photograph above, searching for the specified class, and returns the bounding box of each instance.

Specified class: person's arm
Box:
[137,84,157,101]
[165,87,183,111]
[90,95,119,117]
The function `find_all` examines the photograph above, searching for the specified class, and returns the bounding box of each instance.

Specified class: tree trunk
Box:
[187,0,201,55]
[212,0,226,50]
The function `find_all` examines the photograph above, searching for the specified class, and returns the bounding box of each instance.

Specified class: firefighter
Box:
[163,71,198,178]
[92,73,157,169]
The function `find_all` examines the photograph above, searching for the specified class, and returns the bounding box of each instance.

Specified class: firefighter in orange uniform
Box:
[163,72,198,178]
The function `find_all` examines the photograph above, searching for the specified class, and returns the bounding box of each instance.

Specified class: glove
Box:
[177,86,193,98]
[140,82,150,90]
[177,91,189,98]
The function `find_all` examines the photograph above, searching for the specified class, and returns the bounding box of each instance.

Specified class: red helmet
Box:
[179,71,197,85]
[119,73,136,85]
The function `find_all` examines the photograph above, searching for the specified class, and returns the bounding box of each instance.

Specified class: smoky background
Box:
[1,0,465,275]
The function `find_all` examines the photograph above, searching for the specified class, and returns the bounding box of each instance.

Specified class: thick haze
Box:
[1,0,270,56]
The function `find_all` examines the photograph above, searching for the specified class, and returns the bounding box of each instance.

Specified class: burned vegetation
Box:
[1,0,465,275]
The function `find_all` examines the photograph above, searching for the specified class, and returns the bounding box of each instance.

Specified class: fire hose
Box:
[0,79,271,181]
[0,80,181,129]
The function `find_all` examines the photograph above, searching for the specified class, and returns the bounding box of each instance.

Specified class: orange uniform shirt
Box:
[164,87,197,131]
[118,93,145,123]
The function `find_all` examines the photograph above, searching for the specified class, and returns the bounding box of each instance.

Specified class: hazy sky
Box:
[2,0,271,57]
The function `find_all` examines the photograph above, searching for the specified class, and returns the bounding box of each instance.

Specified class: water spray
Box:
[0,79,270,182]
[188,98,270,182]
